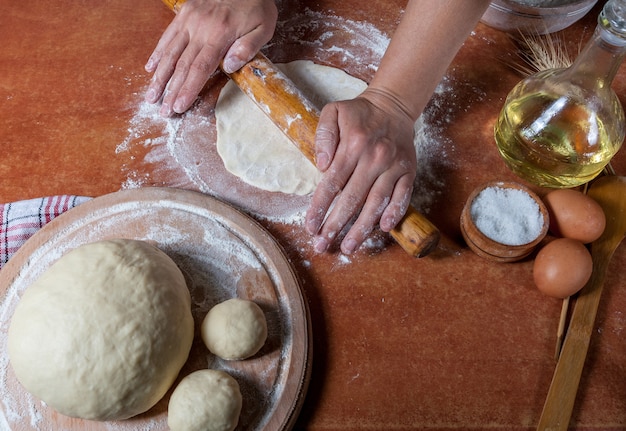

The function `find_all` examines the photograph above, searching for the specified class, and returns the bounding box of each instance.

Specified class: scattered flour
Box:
[114,8,480,260]
[117,20,454,223]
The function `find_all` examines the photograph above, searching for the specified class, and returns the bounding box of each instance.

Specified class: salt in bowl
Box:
[460,181,549,262]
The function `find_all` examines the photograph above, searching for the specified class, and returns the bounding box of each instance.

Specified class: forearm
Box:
[369,0,490,121]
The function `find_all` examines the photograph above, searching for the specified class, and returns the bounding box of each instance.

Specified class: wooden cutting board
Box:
[0,187,312,431]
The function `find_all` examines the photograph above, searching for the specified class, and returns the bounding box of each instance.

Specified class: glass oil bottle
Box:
[494,0,626,188]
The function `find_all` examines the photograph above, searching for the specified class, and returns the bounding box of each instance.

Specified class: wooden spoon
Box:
[158,0,441,258]
[537,175,626,430]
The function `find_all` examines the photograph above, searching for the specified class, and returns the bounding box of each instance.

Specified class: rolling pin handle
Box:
[390,206,440,258]
[161,0,185,13]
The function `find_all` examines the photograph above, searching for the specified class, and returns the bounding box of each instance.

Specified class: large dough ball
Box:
[167,369,242,431]
[7,239,194,421]
[201,298,267,360]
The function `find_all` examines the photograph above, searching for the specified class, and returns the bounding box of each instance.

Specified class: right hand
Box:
[306,88,418,255]
[145,0,278,117]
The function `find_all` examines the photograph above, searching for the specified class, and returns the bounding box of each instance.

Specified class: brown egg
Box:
[533,238,593,299]
[542,189,606,243]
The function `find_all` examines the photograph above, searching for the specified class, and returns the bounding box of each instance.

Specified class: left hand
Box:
[144,0,277,117]
[305,87,418,255]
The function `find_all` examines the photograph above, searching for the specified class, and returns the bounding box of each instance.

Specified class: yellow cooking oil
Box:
[495,81,624,188]
[494,0,626,189]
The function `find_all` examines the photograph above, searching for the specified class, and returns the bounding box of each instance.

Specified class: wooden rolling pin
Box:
[159,0,441,257]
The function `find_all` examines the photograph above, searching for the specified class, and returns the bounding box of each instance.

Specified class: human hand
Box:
[144,0,277,117]
[305,88,418,255]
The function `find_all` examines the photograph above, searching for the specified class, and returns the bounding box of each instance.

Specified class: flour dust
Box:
[116,9,465,256]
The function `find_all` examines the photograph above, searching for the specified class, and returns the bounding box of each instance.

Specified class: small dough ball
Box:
[543,189,606,243]
[8,239,194,421]
[201,298,267,360]
[533,238,593,298]
[168,369,242,431]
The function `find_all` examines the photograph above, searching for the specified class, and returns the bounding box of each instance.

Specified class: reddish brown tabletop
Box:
[1,1,626,430]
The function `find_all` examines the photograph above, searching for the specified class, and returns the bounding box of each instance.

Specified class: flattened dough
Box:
[216,60,368,195]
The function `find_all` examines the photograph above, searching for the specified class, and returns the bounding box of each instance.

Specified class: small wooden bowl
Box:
[460,181,549,263]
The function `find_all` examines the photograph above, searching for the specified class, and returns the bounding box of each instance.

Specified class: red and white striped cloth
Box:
[0,195,90,269]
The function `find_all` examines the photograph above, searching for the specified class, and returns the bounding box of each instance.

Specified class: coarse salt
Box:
[470,186,544,246]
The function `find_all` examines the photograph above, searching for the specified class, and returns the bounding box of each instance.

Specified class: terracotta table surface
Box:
[2,1,626,430]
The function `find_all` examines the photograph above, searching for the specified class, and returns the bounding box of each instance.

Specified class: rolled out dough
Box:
[215,60,368,195]
[7,239,194,421]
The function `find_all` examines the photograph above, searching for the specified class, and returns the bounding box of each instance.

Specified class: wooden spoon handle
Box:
[160,0,440,257]
[536,250,610,430]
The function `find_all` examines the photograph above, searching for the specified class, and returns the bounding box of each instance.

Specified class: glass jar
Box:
[494,0,626,187]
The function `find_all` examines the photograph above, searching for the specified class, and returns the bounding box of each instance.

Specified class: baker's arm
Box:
[306,0,491,254]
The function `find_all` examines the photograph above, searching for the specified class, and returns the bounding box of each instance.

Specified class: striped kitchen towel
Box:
[0,195,91,269]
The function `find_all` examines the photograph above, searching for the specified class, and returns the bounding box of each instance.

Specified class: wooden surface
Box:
[1,0,626,429]
[0,188,311,430]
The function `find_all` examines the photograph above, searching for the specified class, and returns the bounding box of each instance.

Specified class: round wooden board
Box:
[0,187,312,431]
